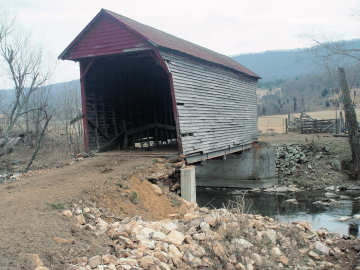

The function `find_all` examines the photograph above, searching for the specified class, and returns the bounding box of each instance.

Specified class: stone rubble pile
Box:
[145,156,184,194]
[63,201,348,270]
[274,144,310,176]
[274,143,332,177]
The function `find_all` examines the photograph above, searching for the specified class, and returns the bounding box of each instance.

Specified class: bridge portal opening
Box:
[82,53,177,152]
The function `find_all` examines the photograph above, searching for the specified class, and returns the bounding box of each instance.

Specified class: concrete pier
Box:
[196,142,276,188]
[180,166,196,202]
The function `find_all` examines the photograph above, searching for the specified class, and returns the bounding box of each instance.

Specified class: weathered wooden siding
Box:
[160,49,258,160]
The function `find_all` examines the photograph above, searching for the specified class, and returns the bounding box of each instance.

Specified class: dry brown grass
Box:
[259,109,360,134]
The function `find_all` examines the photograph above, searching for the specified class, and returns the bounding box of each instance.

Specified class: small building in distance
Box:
[59,9,260,163]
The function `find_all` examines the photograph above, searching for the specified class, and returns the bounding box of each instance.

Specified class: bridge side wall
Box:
[160,49,258,163]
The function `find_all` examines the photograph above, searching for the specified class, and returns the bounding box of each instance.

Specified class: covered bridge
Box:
[59,9,260,163]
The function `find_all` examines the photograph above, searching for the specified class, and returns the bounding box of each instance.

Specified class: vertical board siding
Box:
[160,50,258,157]
[68,14,150,60]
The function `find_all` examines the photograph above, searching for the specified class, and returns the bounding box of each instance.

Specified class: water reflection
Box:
[197,188,360,237]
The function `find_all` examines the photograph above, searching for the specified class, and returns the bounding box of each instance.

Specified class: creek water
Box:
[197,188,360,237]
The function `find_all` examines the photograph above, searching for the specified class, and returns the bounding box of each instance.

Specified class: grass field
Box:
[258,109,360,134]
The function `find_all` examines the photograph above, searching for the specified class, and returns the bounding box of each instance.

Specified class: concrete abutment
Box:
[180,143,277,201]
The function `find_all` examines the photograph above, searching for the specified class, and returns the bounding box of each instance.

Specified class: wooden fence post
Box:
[340,111,344,133]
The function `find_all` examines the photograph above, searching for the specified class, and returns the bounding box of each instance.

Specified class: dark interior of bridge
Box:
[83,53,178,151]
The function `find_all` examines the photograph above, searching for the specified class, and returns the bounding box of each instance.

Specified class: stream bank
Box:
[197,187,360,238]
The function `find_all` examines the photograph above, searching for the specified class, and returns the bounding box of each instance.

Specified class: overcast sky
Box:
[1,0,360,86]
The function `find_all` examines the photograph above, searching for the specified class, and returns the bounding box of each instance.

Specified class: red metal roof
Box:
[60,9,260,79]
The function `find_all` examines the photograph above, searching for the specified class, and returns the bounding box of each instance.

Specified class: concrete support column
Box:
[180,166,196,203]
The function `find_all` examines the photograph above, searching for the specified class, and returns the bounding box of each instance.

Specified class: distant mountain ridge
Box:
[0,80,80,110]
[1,39,359,104]
[232,39,360,82]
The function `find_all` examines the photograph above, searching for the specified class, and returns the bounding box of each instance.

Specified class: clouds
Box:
[2,0,359,85]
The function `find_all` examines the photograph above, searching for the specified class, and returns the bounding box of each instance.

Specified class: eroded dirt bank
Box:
[0,152,186,270]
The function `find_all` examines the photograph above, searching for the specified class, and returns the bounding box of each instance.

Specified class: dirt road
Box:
[0,153,152,270]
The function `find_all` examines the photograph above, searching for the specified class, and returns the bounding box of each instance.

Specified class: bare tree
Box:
[312,32,360,179]
[58,86,83,155]
[0,13,52,171]
[24,109,52,172]
[338,67,360,179]
[314,40,360,63]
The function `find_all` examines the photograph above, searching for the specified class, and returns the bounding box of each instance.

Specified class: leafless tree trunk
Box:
[58,86,83,155]
[0,12,52,171]
[338,67,360,179]
[24,111,52,172]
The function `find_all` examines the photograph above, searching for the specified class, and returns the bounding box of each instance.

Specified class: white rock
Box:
[161,222,178,232]
[246,263,254,270]
[184,212,198,220]
[252,253,263,266]
[159,262,171,270]
[107,264,116,270]
[338,216,351,222]
[62,210,73,217]
[102,254,117,265]
[314,241,329,255]
[192,233,206,241]
[139,239,156,249]
[324,192,338,198]
[264,186,300,193]
[166,230,185,245]
[134,227,155,241]
[168,244,182,259]
[308,251,320,260]
[231,238,253,249]
[153,251,169,263]
[95,218,108,235]
[151,184,163,195]
[152,231,167,241]
[325,186,335,191]
[199,221,210,232]
[271,247,282,257]
[190,244,206,257]
[284,198,298,204]
[263,230,277,244]
[139,256,154,268]
[118,258,137,266]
